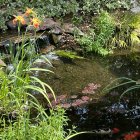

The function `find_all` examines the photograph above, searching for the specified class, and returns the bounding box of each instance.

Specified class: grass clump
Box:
[0,41,80,139]
[0,12,80,139]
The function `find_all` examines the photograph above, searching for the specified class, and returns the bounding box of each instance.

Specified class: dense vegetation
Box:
[0,0,130,30]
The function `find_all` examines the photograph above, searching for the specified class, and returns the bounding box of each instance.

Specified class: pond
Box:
[33,52,140,140]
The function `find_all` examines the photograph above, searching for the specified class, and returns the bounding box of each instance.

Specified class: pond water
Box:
[34,53,140,139]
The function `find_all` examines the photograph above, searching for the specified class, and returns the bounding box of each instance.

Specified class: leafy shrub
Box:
[81,0,130,14]
[76,11,115,56]
[0,0,130,30]
[111,13,140,50]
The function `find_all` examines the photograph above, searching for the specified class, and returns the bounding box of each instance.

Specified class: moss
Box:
[55,50,84,59]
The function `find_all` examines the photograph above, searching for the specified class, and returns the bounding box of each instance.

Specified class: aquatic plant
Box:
[82,83,101,94]
[103,77,140,101]
[0,40,82,140]
[47,93,92,109]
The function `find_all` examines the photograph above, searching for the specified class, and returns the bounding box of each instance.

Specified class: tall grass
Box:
[0,35,81,140]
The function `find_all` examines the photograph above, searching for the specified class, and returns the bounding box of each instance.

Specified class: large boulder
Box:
[39,18,61,30]
[62,23,84,36]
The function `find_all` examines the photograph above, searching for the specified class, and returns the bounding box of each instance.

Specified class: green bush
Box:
[76,11,115,56]
[0,0,130,30]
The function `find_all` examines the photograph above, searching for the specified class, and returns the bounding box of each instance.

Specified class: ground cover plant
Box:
[0,0,130,30]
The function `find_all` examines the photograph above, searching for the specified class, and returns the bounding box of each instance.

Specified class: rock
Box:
[51,34,65,45]
[63,23,84,36]
[40,45,55,54]
[39,18,64,34]
[50,33,78,49]
[45,52,59,61]
[49,26,63,35]
[131,6,140,13]
[7,64,14,72]
[0,40,11,47]
[0,59,6,67]
[6,20,17,30]
[130,0,140,13]
[26,25,35,31]
[39,18,61,31]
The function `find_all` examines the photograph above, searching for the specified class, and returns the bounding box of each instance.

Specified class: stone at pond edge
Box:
[0,59,6,67]
[6,20,17,30]
[50,34,64,45]
[39,18,61,31]
[49,26,63,35]
[40,45,55,54]
[63,23,84,36]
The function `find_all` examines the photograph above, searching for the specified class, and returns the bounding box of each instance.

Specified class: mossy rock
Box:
[55,50,84,59]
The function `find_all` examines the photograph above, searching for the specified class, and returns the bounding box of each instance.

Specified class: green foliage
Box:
[55,50,84,59]
[0,46,78,140]
[111,13,140,50]
[103,77,140,101]
[105,0,130,10]
[81,0,130,14]
[0,0,130,30]
[0,108,71,140]
[76,11,115,56]
[0,29,80,140]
